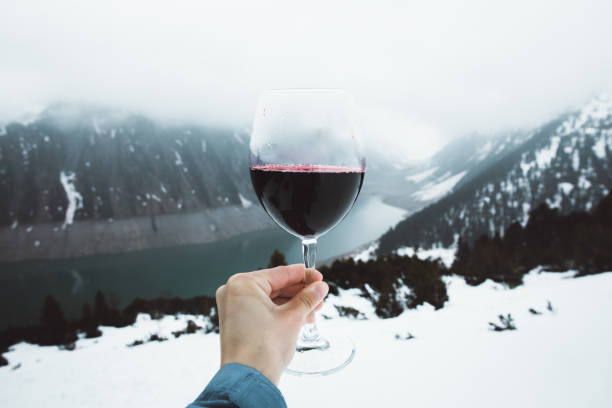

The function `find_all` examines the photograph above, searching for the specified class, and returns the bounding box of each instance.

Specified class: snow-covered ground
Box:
[2,270,611,407]
[413,170,468,201]
[396,245,456,268]
[351,242,456,268]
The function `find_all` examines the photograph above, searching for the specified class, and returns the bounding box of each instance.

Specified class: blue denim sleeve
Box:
[186,363,287,408]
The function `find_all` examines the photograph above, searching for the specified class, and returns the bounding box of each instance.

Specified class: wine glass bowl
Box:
[249,89,365,375]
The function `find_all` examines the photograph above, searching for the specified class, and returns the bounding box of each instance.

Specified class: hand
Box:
[215,264,329,385]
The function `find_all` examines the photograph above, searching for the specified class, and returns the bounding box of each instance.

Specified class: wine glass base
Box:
[285,329,355,376]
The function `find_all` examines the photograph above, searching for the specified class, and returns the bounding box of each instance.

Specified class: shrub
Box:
[488,314,516,331]
[268,249,287,268]
[79,302,102,339]
[334,305,366,320]
[38,295,77,346]
[321,254,449,318]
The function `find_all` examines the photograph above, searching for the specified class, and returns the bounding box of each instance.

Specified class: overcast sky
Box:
[1,0,611,160]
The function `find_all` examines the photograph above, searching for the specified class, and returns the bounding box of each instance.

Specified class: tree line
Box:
[0,291,217,366]
[451,191,612,286]
[3,192,610,366]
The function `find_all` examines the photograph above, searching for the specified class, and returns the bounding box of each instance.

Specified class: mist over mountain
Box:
[0,104,282,261]
[382,129,532,213]
[0,103,258,226]
[0,103,397,262]
[379,96,612,254]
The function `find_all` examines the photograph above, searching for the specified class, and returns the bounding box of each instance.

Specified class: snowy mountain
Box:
[0,104,277,261]
[0,103,400,262]
[379,96,612,252]
[0,103,257,226]
[384,129,531,212]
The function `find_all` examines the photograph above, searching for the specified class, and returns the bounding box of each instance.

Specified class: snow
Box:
[174,151,183,166]
[238,193,252,209]
[92,118,102,135]
[557,96,612,136]
[396,246,457,268]
[521,202,531,226]
[0,125,6,136]
[475,140,492,161]
[201,140,207,153]
[413,171,467,201]
[535,136,560,169]
[578,175,592,189]
[150,194,162,202]
[405,167,438,183]
[494,142,507,155]
[233,132,244,144]
[351,242,379,263]
[502,179,516,195]
[2,271,611,408]
[160,184,167,194]
[11,220,18,229]
[59,171,84,225]
[592,136,607,159]
[558,182,574,195]
[520,155,535,176]
[546,193,562,209]
[572,149,580,171]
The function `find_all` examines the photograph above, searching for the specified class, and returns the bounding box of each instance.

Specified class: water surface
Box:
[0,195,405,328]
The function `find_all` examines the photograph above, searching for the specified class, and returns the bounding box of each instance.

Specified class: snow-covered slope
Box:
[380,96,612,250]
[1,270,611,408]
[385,129,532,211]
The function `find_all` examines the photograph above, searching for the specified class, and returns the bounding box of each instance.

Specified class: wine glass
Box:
[249,89,365,375]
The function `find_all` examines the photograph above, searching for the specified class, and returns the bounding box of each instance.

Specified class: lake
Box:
[0,195,405,329]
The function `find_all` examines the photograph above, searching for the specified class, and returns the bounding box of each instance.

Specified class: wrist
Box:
[222,353,283,385]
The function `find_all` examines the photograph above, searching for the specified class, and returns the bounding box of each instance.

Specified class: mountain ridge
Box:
[378,96,612,254]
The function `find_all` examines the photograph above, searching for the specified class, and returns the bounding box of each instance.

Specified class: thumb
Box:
[285,281,329,319]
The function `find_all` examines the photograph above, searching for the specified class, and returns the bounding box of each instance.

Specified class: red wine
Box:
[250,165,365,237]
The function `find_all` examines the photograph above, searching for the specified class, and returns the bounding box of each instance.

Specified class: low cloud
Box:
[1,0,611,159]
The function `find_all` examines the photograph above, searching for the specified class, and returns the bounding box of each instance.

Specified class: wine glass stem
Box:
[296,238,330,352]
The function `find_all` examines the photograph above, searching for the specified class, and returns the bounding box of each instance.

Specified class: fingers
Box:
[274,297,325,312]
[253,264,323,295]
[270,282,307,299]
[283,281,329,320]
[304,267,321,284]
[216,284,226,300]
[272,297,291,306]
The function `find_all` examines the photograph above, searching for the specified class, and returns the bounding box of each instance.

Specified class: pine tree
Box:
[80,302,101,338]
[39,295,76,345]
[452,236,471,272]
[94,291,110,326]
[267,249,287,268]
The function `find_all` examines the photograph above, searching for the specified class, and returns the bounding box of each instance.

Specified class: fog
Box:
[1,0,611,160]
